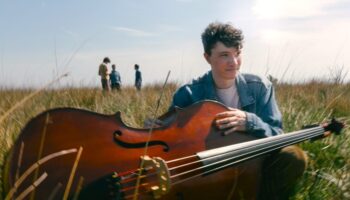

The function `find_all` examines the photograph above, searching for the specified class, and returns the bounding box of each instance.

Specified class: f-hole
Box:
[113,130,169,152]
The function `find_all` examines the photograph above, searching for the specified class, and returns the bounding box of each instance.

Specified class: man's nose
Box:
[228,55,239,65]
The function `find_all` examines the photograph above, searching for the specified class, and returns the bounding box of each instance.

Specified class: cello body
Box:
[3,101,262,200]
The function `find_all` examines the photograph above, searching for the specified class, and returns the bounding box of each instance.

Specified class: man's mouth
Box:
[226,68,239,71]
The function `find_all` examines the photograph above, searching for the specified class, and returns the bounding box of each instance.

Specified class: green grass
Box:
[0,81,349,199]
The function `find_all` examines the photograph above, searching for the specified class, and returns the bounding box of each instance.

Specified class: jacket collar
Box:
[205,71,220,101]
[205,71,255,108]
[235,73,255,108]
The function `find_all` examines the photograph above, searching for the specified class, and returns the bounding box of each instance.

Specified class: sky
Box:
[0,0,350,88]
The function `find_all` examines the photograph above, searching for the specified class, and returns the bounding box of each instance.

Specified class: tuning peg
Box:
[324,118,345,135]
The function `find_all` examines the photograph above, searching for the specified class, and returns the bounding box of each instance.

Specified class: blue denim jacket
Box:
[170,71,283,138]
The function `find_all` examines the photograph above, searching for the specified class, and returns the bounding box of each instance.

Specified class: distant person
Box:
[98,57,110,91]
[134,64,142,90]
[109,64,122,91]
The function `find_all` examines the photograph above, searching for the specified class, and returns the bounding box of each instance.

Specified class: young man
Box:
[98,57,110,91]
[109,64,122,90]
[170,22,307,199]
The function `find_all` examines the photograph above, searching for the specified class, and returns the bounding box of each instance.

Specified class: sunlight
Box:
[260,29,284,43]
[252,0,334,19]
[252,0,286,19]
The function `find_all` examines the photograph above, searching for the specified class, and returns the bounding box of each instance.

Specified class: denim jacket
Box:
[170,71,283,138]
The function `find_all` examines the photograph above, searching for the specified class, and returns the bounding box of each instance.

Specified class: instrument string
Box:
[166,127,323,175]
[120,171,159,185]
[165,154,198,164]
[117,126,324,196]
[167,126,323,165]
[170,127,324,184]
[176,127,322,167]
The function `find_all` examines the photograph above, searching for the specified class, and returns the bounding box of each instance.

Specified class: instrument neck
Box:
[196,126,325,171]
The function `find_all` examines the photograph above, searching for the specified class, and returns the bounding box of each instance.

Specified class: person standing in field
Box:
[134,64,142,90]
[98,57,110,91]
[109,64,122,91]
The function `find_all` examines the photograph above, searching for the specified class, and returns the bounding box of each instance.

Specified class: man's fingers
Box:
[216,116,238,125]
[216,110,237,118]
[215,109,247,133]
[223,126,238,135]
[218,120,240,129]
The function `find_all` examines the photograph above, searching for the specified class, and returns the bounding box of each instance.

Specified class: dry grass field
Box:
[0,81,349,199]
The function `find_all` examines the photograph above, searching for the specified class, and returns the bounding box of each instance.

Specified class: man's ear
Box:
[204,53,211,64]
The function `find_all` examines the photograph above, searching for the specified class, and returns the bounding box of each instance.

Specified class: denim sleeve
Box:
[169,86,193,110]
[245,84,283,138]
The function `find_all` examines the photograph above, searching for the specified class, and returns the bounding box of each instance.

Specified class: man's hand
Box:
[215,108,247,135]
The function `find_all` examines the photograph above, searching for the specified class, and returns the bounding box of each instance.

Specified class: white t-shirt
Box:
[216,82,240,108]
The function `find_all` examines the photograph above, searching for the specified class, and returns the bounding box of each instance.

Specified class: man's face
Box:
[204,41,242,82]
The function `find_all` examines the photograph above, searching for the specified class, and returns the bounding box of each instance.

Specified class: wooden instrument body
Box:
[4,101,262,200]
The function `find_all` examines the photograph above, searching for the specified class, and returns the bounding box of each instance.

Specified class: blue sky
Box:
[0,0,350,88]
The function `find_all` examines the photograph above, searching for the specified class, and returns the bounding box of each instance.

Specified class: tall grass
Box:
[0,81,349,199]
[276,81,350,200]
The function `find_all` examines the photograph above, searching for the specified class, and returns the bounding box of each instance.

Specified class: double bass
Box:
[3,101,343,200]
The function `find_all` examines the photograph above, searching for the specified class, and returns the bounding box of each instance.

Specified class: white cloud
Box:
[252,0,346,19]
[110,26,156,37]
[244,17,350,82]
[157,24,184,33]
[257,19,350,45]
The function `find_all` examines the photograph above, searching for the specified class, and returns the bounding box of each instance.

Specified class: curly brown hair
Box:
[201,22,244,55]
